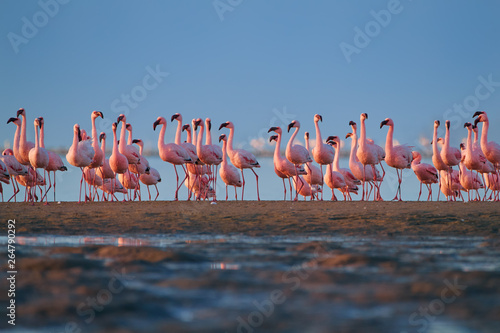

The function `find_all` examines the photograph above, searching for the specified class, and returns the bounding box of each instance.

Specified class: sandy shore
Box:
[1,201,499,237]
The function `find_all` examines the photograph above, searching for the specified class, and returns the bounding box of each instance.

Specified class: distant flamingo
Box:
[218,134,242,200]
[28,118,49,204]
[88,111,104,169]
[357,113,380,197]
[38,117,67,202]
[95,133,115,200]
[0,160,10,201]
[311,114,334,200]
[411,151,438,201]
[154,116,193,200]
[380,118,412,201]
[15,108,35,166]
[440,120,461,194]
[291,175,320,200]
[473,111,500,170]
[285,120,312,200]
[439,170,462,201]
[219,121,261,201]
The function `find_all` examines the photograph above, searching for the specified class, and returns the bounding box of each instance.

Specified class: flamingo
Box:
[38,117,67,202]
[219,121,261,201]
[1,149,28,202]
[15,108,35,166]
[195,118,223,200]
[109,122,129,200]
[484,173,500,201]
[291,175,320,200]
[322,142,346,201]
[28,118,49,204]
[326,135,361,200]
[284,120,312,200]
[411,151,438,201]
[269,135,292,200]
[88,111,104,168]
[431,120,451,200]
[458,162,484,201]
[218,134,242,200]
[357,114,381,196]
[172,113,200,165]
[473,111,500,171]
[95,133,115,201]
[0,160,10,201]
[116,114,141,166]
[439,120,461,193]
[304,131,323,199]
[132,138,161,201]
[66,124,95,202]
[439,170,462,201]
[380,118,412,201]
[345,132,377,197]
[153,116,193,200]
[311,114,334,199]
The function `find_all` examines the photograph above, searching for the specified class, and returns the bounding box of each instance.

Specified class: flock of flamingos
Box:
[1,108,500,204]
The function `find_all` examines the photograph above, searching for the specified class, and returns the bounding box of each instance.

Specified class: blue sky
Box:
[1,0,500,153]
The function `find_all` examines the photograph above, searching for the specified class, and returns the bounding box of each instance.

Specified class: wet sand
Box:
[1,202,500,333]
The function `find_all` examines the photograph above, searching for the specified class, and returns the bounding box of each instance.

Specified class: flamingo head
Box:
[16,108,25,117]
[472,124,479,135]
[206,118,212,131]
[304,131,310,140]
[2,149,14,156]
[326,135,339,144]
[269,135,278,143]
[99,132,106,142]
[194,118,203,131]
[117,114,126,123]
[92,111,104,119]
[182,124,191,132]
[112,122,119,132]
[314,114,322,122]
[7,117,20,126]
[132,139,143,148]
[360,113,368,121]
[445,120,451,130]
[268,126,282,134]
[473,111,487,126]
[153,117,166,131]
[326,140,336,148]
[411,151,421,160]
[434,120,440,128]
[379,118,393,128]
[171,113,181,122]
[287,120,300,132]
[345,132,353,139]
[464,122,472,129]
[459,143,465,150]
[219,134,227,142]
[126,123,132,131]
[219,121,233,130]
[74,124,82,141]
[37,117,44,127]
[348,121,357,131]
[436,137,444,145]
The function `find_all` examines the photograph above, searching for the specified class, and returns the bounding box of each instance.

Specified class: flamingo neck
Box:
[432,127,440,157]
[205,124,212,146]
[119,121,126,150]
[138,144,143,156]
[196,125,204,154]
[314,121,322,149]
[333,145,340,171]
[227,127,235,156]
[39,124,45,148]
[157,124,166,151]
[91,117,98,147]
[466,128,473,152]
[444,126,451,148]
[287,127,299,152]
[127,129,132,146]
[274,133,282,161]
[100,137,106,160]
[13,124,20,153]
[222,140,228,165]
[473,130,479,145]
[72,129,79,150]
[192,122,197,145]
[112,129,119,155]
[385,125,394,152]
[20,114,27,146]
[174,120,182,145]
[185,128,192,144]
[305,136,310,153]
[33,124,39,150]
[349,136,357,165]
[359,118,367,145]
[481,119,489,148]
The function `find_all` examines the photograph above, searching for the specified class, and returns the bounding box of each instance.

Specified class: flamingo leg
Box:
[225,184,228,201]
[418,182,422,201]
[320,164,324,201]
[147,185,151,200]
[250,168,260,201]
[282,178,287,201]
[240,169,245,200]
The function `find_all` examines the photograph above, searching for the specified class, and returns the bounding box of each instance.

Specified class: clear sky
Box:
[1,0,500,153]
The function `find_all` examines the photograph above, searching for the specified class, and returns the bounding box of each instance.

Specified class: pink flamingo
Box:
[269,135,292,200]
[132,139,161,201]
[116,114,141,166]
[88,111,104,169]
[291,175,320,200]
[219,121,261,201]
[28,118,49,204]
[311,114,334,199]
[304,131,323,199]
[195,118,223,200]
[154,116,193,200]
[38,117,67,202]
[357,113,381,196]
[380,118,412,201]
[439,170,462,201]
[440,120,461,193]
[322,143,346,201]
[95,133,115,201]
[326,136,360,200]
[285,120,312,200]
[431,120,451,200]
[66,124,95,202]
[473,111,500,171]
[218,134,242,200]
[0,160,10,201]
[345,132,377,198]
[172,114,200,164]
[109,122,129,200]
[484,173,500,201]
[15,108,35,166]
[411,151,438,201]
[458,162,484,201]
[1,149,28,202]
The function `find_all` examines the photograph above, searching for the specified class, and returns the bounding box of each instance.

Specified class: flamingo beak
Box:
[153,119,160,131]
[446,121,450,130]
[218,122,228,130]
[77,127,82,141]
[117,115,124,122]
[326,135,336,142]
[98,111,104,118]
[363,113,368,119]
[208,120,212,131]
[474,118,480,127]
[435,120,440,126]
[171,114,179,122]
[472,111,484,118]
[268,127,278,133]
[318,115,323,122]
[345,133,352,139]
[349,120,356,126]
[7,117,18,124]
[218,134,224,142]
[379,120,388,129]
[287,122,294,132]
[132,139,140,144]
[16,109,23,117]
[99,133,105,142]
[182,124,189,132]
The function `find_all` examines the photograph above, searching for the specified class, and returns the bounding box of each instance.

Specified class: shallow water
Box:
[3,233,499,332]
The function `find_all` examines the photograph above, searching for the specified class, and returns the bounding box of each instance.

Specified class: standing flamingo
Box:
[15,108,35,166]
[218,134,242,200]
[473,111,500,171]
[132,139,161,201]
[28,118,49,204]
[411,151,438,201]
[458,162,484,201]
[345,132,377,197]
[38,117,67,202]
[116,114,141,166]
[195,118,223,200]
[219,121,261,201]
[304,131,323,199]
[380,118,412,201]
[326,136,360,200]
[284,120,312,200]
[322,141,346,201]
[66,124,95,202]
[153,116,193,200]
[109,122,129,200]
[311,114,334,200]
[96,133,116,200]
[1,149,28,202]
[431,120,451,200]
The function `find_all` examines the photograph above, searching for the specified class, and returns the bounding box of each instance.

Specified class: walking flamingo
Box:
[411,151,438,201]
[38,117,67,201]
[311,114,334,199]
[219,121,261,201]
[15,108,35,166]
[380,118,412,201]
[218,134,242,200]
[153,116,193,200]
[28,118,49,204]
[284,120,312,200]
